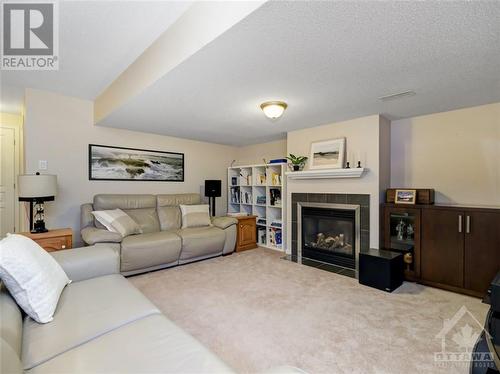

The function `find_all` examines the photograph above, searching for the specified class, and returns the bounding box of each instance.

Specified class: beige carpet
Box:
[129,248,489,374]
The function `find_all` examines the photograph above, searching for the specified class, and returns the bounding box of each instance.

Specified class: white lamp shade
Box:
[18,174,57,198]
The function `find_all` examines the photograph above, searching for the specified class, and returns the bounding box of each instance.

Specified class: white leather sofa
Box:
[0,245,233,373]
[80,193,237,275]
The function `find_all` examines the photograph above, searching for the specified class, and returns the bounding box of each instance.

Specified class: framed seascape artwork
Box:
[395,189,417,205]
[88,144,184,182]
[309,137,346,169]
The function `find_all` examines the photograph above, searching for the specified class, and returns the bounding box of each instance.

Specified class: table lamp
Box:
[18,173,57,233]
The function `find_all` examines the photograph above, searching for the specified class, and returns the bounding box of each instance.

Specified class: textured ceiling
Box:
[99,0,500,145]
[0,1,191,114]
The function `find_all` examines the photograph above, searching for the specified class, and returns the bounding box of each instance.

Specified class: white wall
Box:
[24,89,236,245]
[391,102,500,206]
[234,139,287,165]
[286,115,390,250]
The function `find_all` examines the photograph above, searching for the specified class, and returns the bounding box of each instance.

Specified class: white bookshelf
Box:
[227,163,286,252]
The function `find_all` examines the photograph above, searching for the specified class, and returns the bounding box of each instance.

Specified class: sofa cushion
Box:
[27,314,233,374]
[156,193,201,207]
[1,337,23,374]
[157,194,201,231]
[157,206,182,231]
[93,195,160,233]
[0,284,22,357]
[91,209,143,237]
[177,227,225,261]
[121,232,182,272]
[94,194,157,210]
[21,274,159,370]
[50,245,120,283]
[0,234,71,324]
[123,208,160,234]
[180,204,212,229]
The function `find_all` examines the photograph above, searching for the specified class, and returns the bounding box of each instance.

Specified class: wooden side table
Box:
[19,228,73,252]
[234,215,257,252]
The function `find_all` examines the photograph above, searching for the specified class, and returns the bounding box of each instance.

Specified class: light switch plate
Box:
[38,160,48,170]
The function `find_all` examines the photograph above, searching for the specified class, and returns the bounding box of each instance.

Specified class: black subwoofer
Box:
[359,249,403,292]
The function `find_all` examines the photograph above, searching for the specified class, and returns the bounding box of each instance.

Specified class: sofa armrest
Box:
[51,245,120,282]
[81,226,122,245]
[211,216,237,230]
[211,217,238,255]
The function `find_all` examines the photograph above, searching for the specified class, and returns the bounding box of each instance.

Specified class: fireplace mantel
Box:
[286,168,367,180]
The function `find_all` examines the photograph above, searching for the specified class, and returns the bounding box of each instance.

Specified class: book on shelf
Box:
[230,187,240,203]
[241,191,252,204]
[268,227,282,246]
[256,195,266,205]
[257,227,266,244]
[270,220,282,228]
[275,230,282,245]
[269,188,281,206]
[257,217,267,226]
[270,172,282,186]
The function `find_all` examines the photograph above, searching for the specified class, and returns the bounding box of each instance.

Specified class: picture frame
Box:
[309,137,346,169]
[395,189,417,205]
[88,144,184,182]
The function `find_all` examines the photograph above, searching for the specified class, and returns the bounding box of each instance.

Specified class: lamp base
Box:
[32,220,48,234]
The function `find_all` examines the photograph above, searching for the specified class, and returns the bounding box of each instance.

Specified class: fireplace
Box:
[298,202,360,272]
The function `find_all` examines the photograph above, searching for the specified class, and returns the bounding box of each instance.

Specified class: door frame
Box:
[1,113,25,233]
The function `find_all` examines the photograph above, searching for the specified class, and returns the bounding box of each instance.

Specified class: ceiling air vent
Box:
[378,90,416,102]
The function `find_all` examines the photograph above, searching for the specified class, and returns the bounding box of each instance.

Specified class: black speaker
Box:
[204,180,221,197]
[205,180,221,216]
[359,249,404,292]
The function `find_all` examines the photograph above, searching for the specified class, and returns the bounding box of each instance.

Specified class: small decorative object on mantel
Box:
[394,189,417,205]
[286,154,308,171]
[309,137,346,169]
[386,188,435,204]
[357,161,362,168]
[345,161,350,169]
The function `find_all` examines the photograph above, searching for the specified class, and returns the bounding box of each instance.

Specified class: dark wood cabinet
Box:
[382,204,500,297]
[464,211,500,294]
[382,206,421,280]
[421,209,464,288]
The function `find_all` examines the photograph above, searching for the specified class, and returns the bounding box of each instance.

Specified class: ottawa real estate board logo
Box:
[1,1,58,70]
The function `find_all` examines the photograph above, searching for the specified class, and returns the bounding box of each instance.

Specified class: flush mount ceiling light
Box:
[260,101,288,119]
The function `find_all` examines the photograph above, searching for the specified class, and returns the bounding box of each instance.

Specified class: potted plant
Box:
[286,154,308,171]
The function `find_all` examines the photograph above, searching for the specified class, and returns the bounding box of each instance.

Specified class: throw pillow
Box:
[91,209,142,237]
[0,234,71,324]
[179,204,212,228]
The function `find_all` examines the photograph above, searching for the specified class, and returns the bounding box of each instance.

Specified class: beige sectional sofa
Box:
[0,245,233,373]
[80,193,237,275]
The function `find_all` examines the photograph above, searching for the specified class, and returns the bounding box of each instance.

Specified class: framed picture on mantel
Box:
[88,144,184,182]
[309,137,346,169]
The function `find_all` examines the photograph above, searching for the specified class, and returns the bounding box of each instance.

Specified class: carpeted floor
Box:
[129,248,489,374]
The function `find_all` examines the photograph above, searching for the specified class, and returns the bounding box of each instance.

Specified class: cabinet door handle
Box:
[458,215,463,233]
[466,215,471,234]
